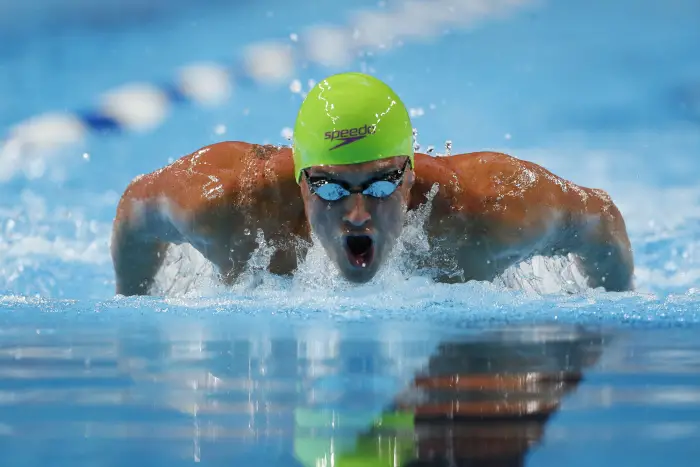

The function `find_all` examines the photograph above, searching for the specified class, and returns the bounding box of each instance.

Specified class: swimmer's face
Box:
[300,156,414,283]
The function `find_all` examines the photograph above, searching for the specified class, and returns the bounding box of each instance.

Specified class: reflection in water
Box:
[0,318,698,466]
[294,327,605,467]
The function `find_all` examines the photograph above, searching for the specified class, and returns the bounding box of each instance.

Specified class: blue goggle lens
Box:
[313,180,400,201]
[314,183,351,201]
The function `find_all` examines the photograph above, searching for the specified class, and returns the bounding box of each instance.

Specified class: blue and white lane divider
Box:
[0,0,535,182]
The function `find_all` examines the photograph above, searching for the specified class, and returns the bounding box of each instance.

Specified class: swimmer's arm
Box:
[111,175,185,296]
[519,171,634,292]
[468,154,634,292]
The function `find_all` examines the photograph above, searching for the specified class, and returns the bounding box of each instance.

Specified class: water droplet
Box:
[289,79,302,93]
[361,263,367,268]
[281,127,293,140]
[290,33,298,42]
[82,152,90,161]
[243,228,250,236]
[444,140,452,156]
[427,145,434,154]
[412,128,420,151]
[409,108,424,118]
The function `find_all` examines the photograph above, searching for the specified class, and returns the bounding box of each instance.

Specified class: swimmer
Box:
[111,72,634,296]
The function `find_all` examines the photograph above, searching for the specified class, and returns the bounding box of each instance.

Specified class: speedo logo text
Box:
[325,124,377,150]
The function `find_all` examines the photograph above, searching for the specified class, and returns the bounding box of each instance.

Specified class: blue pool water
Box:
[1,0,700,465]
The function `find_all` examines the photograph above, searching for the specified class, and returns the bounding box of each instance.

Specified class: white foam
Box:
[0,190,116,297]
[0,191,112,267]
[150,243,222,298]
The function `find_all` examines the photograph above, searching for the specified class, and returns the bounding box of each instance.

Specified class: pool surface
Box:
[1,0,699,465]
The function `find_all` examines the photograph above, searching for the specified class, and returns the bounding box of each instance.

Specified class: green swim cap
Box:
[292,72,415,183]
[294,408,416,467]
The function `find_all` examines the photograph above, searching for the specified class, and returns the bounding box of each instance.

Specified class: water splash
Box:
[237,228,280,290]
[152,181,591,300]
[151,243,219,297]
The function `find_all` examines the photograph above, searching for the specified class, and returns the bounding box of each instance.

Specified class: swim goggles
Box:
[303,159,410,202]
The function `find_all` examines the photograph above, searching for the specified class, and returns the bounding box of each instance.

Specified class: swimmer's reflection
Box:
[295,327,605,467]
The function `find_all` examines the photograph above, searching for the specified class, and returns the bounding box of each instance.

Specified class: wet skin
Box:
[111,141,634,296]
[300,156,414,283]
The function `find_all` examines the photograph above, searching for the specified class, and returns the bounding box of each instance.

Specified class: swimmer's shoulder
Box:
[411,151,545,213]
[123,141,296,210]
[410,152,485,213]
[422,150,554,187]
[161,141,294,177]
[414,150,513,174]
[413,150,514,188]
[426,150,597,213]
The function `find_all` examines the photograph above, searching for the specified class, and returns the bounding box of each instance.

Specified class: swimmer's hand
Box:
[111,176,180,296]
[571,191,634,292]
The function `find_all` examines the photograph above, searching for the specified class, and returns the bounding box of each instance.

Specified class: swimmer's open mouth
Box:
[344,234,375,268]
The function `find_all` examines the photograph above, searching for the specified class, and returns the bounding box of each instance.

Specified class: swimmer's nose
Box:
[342,194,371,228]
